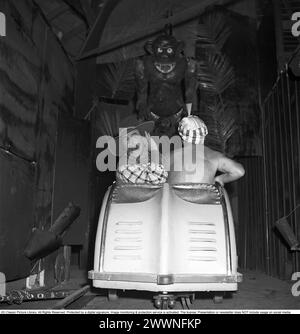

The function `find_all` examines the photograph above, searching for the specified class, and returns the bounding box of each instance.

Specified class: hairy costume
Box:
[135,34,197,137]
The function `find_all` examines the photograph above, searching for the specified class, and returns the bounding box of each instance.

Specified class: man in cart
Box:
[165,115,245,186]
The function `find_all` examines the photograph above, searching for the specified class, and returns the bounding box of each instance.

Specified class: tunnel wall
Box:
[236,157,267,274]
[0,0,75,281]
[262,67,300,280]
[237,71,300,281]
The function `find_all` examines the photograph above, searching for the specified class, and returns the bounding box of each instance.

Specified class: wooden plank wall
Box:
[236,157,267,274]
[262,69,300,280]
[52,113,90,268]
[236,154,297,281]
[0,150,35,280]
[0,0,75,281]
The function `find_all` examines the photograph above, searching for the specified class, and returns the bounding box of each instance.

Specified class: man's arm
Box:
[214,156,245,186]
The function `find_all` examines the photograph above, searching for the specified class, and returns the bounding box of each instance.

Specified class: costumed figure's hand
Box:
[180,105,188,118]
[136,100,151,121]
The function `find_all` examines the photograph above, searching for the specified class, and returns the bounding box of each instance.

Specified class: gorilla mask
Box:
[145,34,184,74]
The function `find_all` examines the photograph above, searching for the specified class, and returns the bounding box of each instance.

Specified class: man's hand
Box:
[214,177,224,187]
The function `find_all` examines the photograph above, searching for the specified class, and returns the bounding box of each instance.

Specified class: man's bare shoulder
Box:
[204,146,224,161]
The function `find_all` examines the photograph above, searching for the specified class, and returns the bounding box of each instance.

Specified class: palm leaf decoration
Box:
[96,59,136,100]
[199,101,238,154]
[196,9,237,154]
[96,105,121,137]
[173,20,199,57]
[197,11,231,54]
[197,53,235,94]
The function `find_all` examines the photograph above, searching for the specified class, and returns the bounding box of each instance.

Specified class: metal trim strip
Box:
[88,271,241,284]
[99,184,116,272]
[216,184,232,275]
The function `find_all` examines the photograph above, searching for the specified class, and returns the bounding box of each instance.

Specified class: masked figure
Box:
[135,34,197,137]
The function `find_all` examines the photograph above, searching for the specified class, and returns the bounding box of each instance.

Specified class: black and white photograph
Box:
[0,0,300,320]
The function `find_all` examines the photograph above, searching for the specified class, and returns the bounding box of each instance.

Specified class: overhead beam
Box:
[47,5,69,21]
[78,0,121,58]
[77,0,240,61]
[79,0,97,26]
[61,0,89,28]
[62,23,86,43]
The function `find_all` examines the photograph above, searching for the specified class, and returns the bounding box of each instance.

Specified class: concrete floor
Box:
[0,269,299,311]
